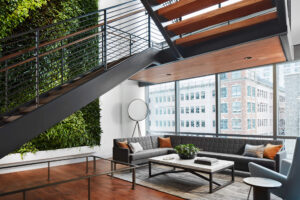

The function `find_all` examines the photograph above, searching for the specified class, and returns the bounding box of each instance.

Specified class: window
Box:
[248,119,251,129]
[277,60,300,139]
[212,90,215,97]
[220,119,228,129]
[179,75,216,133]
[186,121,189,127]
[147,82,175,132]
[232,102,241,113]
[232,85,241,97]
[181,120,184,127]
[219,66,273,135]
[247,86,251,96]
[213,120,216,127]
[201,106,205,113]
[191,92,194,100]
[232,71,241,79]
[221,103,228,113]
[181,107,184,114]
[181,94,184,101]
[201,91,205,99]
[221,87,227,98]
[247,102,251,113]
[185,93,189,100]
[212,105,216,112]
[220,73,227,80]
[232,119,242,129]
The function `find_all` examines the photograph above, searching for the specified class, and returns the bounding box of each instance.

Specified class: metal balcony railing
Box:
[0,0,166,117]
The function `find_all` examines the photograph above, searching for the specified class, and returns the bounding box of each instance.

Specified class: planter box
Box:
[0,146,100,174]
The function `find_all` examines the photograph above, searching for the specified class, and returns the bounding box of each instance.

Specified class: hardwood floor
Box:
[0,159,183,200]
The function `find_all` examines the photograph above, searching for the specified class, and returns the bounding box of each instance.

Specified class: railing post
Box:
[61,41,64,85]
[129,34,132,56]
[35,30,40,106]
[148,15,151,48]
[4,61,8,111]
[103,10,107,70]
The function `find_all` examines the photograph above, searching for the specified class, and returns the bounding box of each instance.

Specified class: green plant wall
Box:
[0,0,102,154]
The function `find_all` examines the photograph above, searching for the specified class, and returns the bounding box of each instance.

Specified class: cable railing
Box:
[0,0,166,117]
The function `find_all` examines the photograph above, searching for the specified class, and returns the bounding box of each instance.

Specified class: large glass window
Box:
[277,60,300,139]
[219,66,273,135]
[147,82,175,133]
[179,75,215,133]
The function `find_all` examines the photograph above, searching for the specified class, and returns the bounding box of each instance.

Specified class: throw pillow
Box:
[159,137,172,148]
[243,144,265,158]
[263,143,283,160]
[129,142,144,153]
[117,141,129,149]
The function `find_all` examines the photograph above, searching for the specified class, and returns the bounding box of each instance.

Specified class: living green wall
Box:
[0,0,102,154]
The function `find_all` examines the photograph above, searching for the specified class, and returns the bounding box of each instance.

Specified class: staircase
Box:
[141,0,291,58]
[0,0,166,158]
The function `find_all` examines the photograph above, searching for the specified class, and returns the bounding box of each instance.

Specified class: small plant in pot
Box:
[174,144,200,160]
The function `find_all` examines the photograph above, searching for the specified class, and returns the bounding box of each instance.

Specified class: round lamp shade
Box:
[128,99,148,121]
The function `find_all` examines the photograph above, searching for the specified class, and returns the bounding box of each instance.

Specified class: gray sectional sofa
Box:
[113,135,286,172]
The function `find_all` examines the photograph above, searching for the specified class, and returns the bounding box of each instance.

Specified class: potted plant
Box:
[174,144,200,160]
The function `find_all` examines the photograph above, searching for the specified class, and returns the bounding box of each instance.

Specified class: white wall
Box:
[291,0,300,45]
[98,80,146,158]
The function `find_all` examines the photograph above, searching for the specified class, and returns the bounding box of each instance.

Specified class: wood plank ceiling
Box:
[130,36,286,83]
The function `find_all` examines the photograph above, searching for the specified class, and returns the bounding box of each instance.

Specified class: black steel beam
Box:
[0,48,161,159]
[140,0,182,59]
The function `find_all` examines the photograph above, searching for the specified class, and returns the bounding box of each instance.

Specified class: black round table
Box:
[243,177,282,200]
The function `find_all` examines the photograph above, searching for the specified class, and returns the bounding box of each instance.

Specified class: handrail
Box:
[0,155,137,200]
[0,8,146,71]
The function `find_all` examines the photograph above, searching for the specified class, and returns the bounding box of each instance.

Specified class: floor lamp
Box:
[128,99,149,137]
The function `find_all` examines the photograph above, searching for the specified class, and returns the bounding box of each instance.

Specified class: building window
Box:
[232,85,241,97]
[212,90,215,97]
[181,107,184,114]
[191,106,195,113]
[248,119,251,129]
[232,102,241,113]
[186,107,189,114]
[196,120,200,127]
[201,120,205,127]
[201,106,205,113]
[221,103,228,113]
[181,120,184,127]
[191,121,195,127]
[186,121,189,127]
[196,106,200,113]
[220,73,227,80]
[181,94,184,101]
[213,120,216,127]
[247,86,251,96]
[196,92,200,99]
[201,91,205,99]
[232,71,241,79]
[232,119,242,129]
[252,103,256,113]
[212,105,216,112]
[252,87,256,97]
[220,119,228,129]
[186,93,189,100]
[191,92,194,100]
[247,102,251,113]
[221,87,227,98]
[252,119,256,128]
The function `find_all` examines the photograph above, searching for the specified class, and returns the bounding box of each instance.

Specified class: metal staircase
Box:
[0,0,167,158]
[141,0,292,59]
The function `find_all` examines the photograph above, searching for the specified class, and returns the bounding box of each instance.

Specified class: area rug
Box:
[112,164,282,200]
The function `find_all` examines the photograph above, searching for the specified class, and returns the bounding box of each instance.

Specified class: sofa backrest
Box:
[114,136,154,150]
[179,136,282,155]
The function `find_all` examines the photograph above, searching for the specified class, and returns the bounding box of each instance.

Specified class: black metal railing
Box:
[0,0,165,117]
[0,155,137,200]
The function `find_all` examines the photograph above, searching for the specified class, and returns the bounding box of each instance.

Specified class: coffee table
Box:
[148,154,234,193]
[243,177,282,200]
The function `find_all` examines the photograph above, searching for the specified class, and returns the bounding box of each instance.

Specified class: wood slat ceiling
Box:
[130,36,286,83]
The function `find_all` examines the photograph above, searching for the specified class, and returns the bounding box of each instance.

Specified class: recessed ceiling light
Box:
[244,56,252,60]
[166,73,172,76]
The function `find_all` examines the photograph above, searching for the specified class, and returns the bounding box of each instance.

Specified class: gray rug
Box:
[113,164,282,200]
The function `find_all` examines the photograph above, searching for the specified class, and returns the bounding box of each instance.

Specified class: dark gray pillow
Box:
[243,144,265,158]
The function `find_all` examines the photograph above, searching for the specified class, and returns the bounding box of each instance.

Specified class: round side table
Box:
[243,177,282,200]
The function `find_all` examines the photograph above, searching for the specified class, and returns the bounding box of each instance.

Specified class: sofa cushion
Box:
[243,144,265,158]
[159,137,172,148]
[165,135,182,148]
[151,136,159,148]
[115,136,154,150]
[130,148,173,161]
[197,151,276,171]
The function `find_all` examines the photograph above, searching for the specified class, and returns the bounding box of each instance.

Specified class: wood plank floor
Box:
[0,159,183,200]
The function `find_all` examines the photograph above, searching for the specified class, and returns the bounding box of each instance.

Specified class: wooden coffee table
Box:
[148,154,235,193]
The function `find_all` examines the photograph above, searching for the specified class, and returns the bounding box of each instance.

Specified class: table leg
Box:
[149,161,152,177]
[209,173,213,193]
[231,166,235,182]
[253,187,270,200]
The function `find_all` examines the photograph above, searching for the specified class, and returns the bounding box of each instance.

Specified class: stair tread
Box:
[19,105,42,113]
[157,0,227,21]
[2,115,23,123]
[166,0,274,35]
[175,12,278,46]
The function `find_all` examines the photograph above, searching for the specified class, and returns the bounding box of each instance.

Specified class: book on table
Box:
[194,157,219,165]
